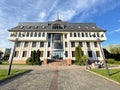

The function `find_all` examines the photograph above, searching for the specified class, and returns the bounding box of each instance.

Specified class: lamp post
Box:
[97,38,110,76]
[8,37,18,75]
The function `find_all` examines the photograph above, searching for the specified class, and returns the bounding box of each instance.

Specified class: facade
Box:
[8,19,106,64]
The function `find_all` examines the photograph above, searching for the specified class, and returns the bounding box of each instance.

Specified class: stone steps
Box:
[47,60,68,66]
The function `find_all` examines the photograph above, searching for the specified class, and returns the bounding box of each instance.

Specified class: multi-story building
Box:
[8,19,106,64]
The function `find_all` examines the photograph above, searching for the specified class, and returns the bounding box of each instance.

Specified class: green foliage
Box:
[90,69,120,83]
[107,58,120,64]
[0,61,2,64]
[26,50,41,65]
[109,46,120,54]
[81,55,88,65]
[75,44,83,65]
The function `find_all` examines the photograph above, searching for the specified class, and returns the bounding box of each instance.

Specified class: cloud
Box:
[0,0,120,48]
[109,28,120,34]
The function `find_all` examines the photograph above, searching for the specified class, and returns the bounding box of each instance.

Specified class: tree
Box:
[75,44,83,65]
[81,55,88,65]
[36,50,40,65]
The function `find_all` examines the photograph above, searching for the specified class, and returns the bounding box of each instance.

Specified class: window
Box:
[88,51,93,57]
[16,42,21,47]
[38,32,41,37]
[22,51,27,57]
[94,42,97,47]
[86,42,90,47]
[86,33,88,37]
[42,32,45,37]
[78,33,80,37]
[40,51,43,57]
[97,33,99,37]
[34,32,37,37]
[70,33,72,37]
[14,51,19,57]
[65,42,67,47]
[96,51,100,57]
[74,32,76,37]
[47,51,50,57]
[19,32,21,37]
[54,42,63,49]
[48,33,51,38]
[54,34,61,40]
[65,51,68,57]
[26,32,29,37]
[40,42,44,47]
[52,24,63,29]
[48,42,50,47]
[32,42,36,47]
[64,34,67,38]
[82,33,84,37]
[71,42,75,47]
[24,42,29,47]
[72,51,75,57]
[79,42,83,47]
[30,32,33,37]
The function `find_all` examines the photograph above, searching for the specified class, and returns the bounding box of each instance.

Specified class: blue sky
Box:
[0,0,120,48]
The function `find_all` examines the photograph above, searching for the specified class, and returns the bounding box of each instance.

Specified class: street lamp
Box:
[96,37,110,76]
[8,37,18,75]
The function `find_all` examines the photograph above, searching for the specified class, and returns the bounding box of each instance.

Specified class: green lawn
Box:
[0,69,28,80]
[90,69,120,83]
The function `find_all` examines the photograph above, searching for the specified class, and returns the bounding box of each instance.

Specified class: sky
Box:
[0,0,120,48]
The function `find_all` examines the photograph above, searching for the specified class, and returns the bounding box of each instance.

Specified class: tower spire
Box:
[57,11,59,20]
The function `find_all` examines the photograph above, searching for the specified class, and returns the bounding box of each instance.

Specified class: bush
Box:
[26,57,32,65]
[0,61,2,64]
[107,58,116,64]
[81,55,88,65]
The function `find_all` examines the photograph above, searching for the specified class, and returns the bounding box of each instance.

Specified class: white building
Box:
[8,19,106,64]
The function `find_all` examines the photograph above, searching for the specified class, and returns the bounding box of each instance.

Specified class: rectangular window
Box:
[71,42,75,47]
[22,51,27,57]
[24,42,29,47]
[96,51,100,57]
[64,34,67,38]
[74,32,76,37]
[14,51,19,57]
[88,51,93,57]
[97,33,100,37]
[34,32,37,37]
[48,33,51,38]
[42,32,45,37]
[40,42,44,47]
[65,42,67,47]
[32,42,36,47]
[86,33,88,37]
[86,42,90,47]
[47,51,50,57]
[65,51,68,57]
[26,32,29,37]
[79,42,83,47]
[40,51,43,57]
[16,42,21,47]
[70,33,72,37]
[78,33,80,37]
[72,51,75,57]
[48,42,50,47]
[94,42,97,47]
[30,32,33,37]
[38,32,41,37]
[18,32,21,37]
[82,33,84,37]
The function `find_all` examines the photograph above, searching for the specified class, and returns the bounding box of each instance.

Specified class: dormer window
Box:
[52,24,63,29]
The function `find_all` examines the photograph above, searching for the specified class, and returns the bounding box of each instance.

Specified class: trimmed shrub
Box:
[106,58,116,64]
[81,55,88,65]
[26,57,32,65]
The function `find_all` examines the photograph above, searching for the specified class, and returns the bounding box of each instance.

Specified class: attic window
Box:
[52,24,63,29]
[19,26,24,29]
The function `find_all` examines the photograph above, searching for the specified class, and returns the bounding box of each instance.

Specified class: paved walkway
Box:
[0,65,120,90]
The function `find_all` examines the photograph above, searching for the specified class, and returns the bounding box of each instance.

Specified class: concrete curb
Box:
[0,69,32,85]
[86,69,120,86]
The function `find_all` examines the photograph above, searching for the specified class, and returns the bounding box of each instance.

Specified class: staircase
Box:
[47,60,68,66]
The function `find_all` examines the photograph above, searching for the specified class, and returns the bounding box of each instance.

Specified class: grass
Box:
[0,69,28,80]
[90,69,120,83]
[0,61,26,65]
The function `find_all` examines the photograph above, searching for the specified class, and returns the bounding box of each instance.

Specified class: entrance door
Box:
[52,50,63,60]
